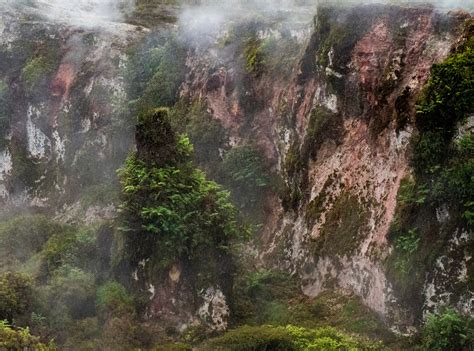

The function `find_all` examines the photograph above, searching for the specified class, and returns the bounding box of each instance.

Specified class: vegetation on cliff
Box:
[387,19,473,330]
[117,108,242,276]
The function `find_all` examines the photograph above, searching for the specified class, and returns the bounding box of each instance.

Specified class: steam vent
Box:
[0,0,472,350]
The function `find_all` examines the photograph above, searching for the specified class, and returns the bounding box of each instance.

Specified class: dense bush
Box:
[419,309,473,351]
[96,281,134,317]
[0,272,33,322]
[38,265,96,321]
[0,215,64,271]
[118,108,242,271]
[40,227,97,276]
[411,30,473,221]
[200,325,384,351]
[0,320,56,351]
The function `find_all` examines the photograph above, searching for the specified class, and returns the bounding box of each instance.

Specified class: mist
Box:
[1,0,137,27]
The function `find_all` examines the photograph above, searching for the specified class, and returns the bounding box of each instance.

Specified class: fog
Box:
[1,0,136,27]
[2,0,472,30]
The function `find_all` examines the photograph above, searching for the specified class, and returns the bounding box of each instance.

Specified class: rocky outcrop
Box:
[0,1,471,333]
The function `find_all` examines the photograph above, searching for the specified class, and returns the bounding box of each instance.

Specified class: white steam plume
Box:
[1,0,137,27]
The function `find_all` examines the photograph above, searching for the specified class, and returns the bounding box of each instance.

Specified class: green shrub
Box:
[38,266,96,321]
[96,281,134,317]
[200,325,296,351]
[0,320,56,351]
[200,325,384,351]
[127,37,187,112]
[100,314,153,351]
[0,215,64,271]
[419,308,473,351]
[233,269,300,325]
[41,227,97,276]
[0,272,33,322]
[395,229,420,255]
[21,56,55,95]
[62,318,101,351]
[243,38,265,75]
[118,108,243,272]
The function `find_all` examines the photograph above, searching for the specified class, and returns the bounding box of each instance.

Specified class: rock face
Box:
[178,5,472,330]
[0,1,472,332]
[0,2,143,216]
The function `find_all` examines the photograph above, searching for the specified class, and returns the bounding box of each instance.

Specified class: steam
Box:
[2,0,137,27]
[178,0,472,44]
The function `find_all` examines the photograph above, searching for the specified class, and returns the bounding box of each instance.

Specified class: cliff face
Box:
[0,1,472,333]
[178,5,472,330]
[0,3,145,217]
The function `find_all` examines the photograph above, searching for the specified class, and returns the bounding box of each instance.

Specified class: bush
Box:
[127,37,187,112]
[242,38,265,75]
[96,281,134,317]
[0,272,33,322]
[0,215,64,270]
[200,325,297,351]
[38,266,96,321]
[0,320,56,351]
[419,309,473,351]
[118,108,242,271]
[41,227,97,277]
[200,325,384,351]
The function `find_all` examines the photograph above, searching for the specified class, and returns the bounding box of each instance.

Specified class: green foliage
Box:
[411,31,473,222]
[21,56,55,95]
[62,318,101,351]
[100,314,154,351]
[0,272,33,322]
[38,265,96,321]
[0,320,57,351]
[179,100,226,171]
[243,38,265,75]
[415,46,473,142]
[233,269,299,325]
[200,325,296,351]
[395,229,420,255]
[118,108,242,271]
[126,37,187,112]
[41,227,97,276]
[200,325,384,351]
[419,308,473,351]
[388,23,474,311]
[397,177,429,207]
[96,281,134,317]
[0,215,64,271]
[220,145,272,218]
